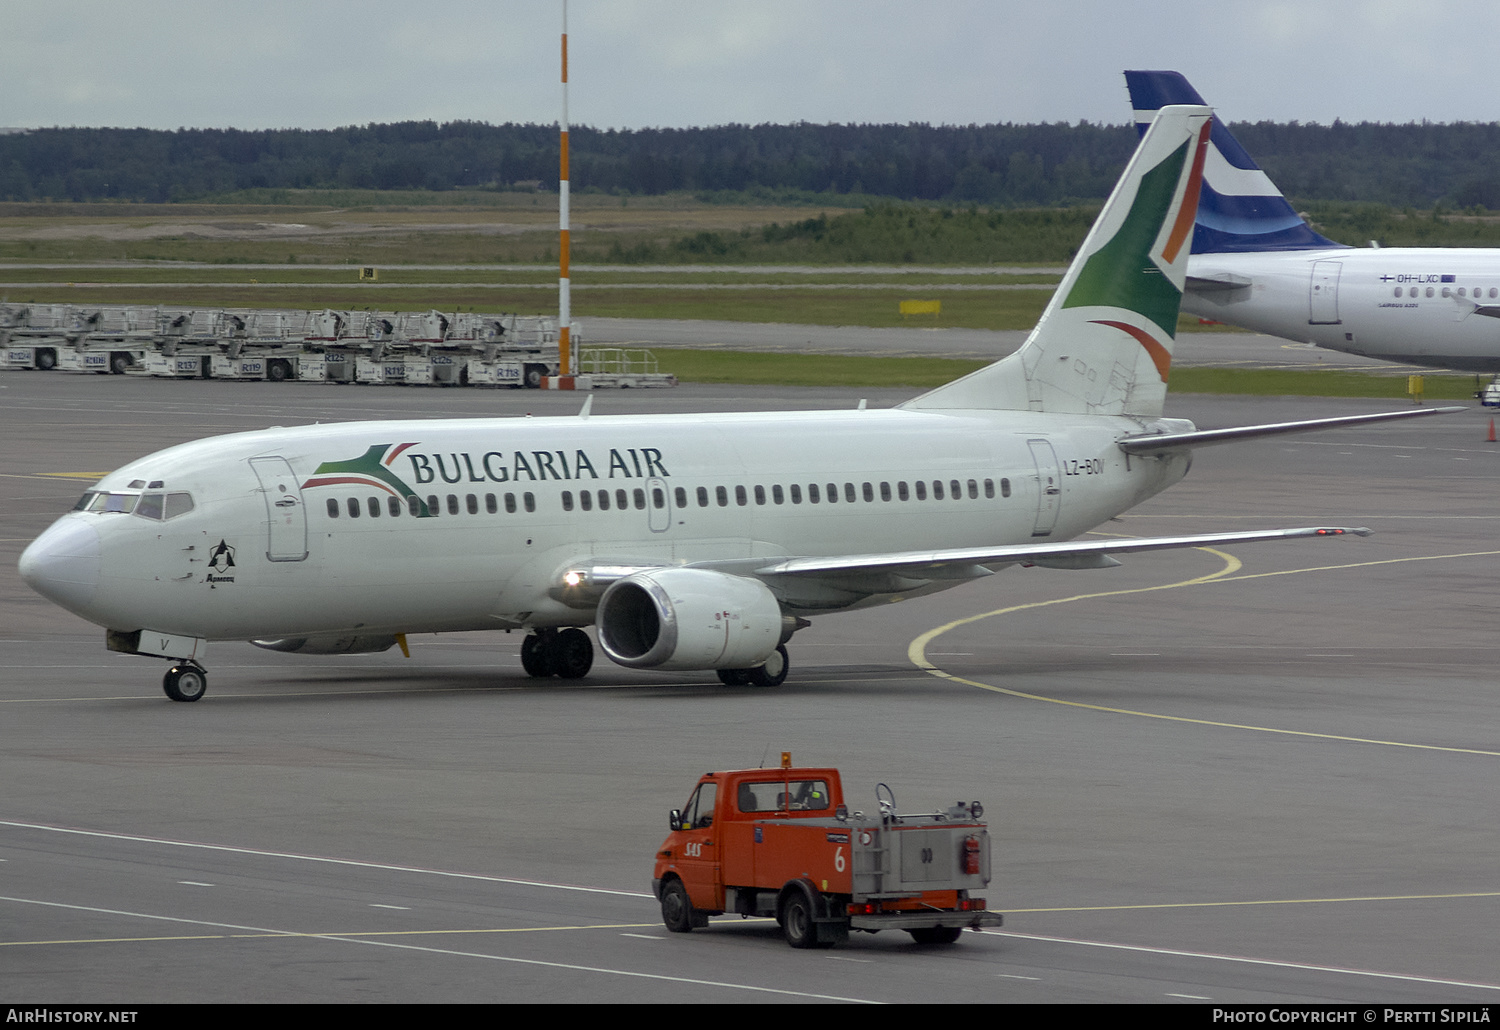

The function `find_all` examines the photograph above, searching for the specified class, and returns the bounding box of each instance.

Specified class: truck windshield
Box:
[736,779,831,813]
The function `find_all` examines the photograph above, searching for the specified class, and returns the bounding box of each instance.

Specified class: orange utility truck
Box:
[652,754,1003,948]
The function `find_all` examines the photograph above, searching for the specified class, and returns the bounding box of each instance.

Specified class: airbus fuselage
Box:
[1187,244,1500,374]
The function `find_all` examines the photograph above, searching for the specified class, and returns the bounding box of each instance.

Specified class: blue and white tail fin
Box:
[904,105,1212,419]
[1125,70,1346,255]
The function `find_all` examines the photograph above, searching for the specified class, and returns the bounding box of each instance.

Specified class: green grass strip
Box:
[1167,367,1480,400]
[655,348,1484,397]
[650,348,987,388]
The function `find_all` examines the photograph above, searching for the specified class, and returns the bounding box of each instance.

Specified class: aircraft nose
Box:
[19,518,102,613]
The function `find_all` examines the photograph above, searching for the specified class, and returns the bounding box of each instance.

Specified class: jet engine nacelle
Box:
[251,634,399,655]
[595,568,782,670]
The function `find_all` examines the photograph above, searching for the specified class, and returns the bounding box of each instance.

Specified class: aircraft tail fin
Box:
[903,104,1211,419]
[1124,70,1346,255]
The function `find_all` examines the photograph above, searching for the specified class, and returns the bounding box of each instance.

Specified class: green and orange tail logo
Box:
[903,105,1212,417]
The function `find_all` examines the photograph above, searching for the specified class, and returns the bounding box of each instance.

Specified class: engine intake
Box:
[596,568,782,670]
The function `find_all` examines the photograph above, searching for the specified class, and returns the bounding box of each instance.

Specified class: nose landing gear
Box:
[163,662,208,702]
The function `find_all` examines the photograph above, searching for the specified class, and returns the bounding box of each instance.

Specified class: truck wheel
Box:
[110,351,132,374]
[267,359,291,382]
[36,349,57,370]
[908,926,964,945]
[660,879,695,933]
[780,893,820,949]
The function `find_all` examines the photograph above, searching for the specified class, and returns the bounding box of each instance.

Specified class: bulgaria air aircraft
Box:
[17,107,1452,702]
[1128,70,1500,373]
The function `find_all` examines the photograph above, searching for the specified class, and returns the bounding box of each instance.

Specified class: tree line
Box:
[5,118,1500,208]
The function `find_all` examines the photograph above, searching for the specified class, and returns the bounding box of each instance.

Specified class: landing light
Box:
[564,571,582,587]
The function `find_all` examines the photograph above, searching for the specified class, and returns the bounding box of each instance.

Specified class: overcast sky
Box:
[3,1,1495,132]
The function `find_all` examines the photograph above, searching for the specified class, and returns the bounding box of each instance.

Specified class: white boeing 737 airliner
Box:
[18,107,1455,701]
[1128,70,1500,373]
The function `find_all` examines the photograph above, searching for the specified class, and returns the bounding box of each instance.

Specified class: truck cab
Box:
[653,756,1002,948]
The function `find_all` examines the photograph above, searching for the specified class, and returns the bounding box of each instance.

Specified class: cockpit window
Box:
[85,491,138,514]
[68,489,196,522]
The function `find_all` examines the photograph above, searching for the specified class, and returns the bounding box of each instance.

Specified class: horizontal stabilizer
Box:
[1118,406,1464,454]
[1186,272,1252,293]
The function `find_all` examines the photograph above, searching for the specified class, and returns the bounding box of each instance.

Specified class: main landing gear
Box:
[520,628,594,679]
[716,644,789,688]
[163,662,208,702]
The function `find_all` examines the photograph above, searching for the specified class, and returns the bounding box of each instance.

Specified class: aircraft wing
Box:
[752,526,1368,579]
[1118,406,1463,454]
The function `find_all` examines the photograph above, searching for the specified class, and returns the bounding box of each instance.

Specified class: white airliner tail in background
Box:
[18,106,1456,702]
[1124,70,1345,257]
[1127,70,1500,372]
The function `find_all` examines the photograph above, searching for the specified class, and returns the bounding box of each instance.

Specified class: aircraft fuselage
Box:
[1185,248,1500,372]
[23,407,1190,644]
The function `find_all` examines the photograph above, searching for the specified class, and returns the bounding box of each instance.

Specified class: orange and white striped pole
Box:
[558,0,571,377]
